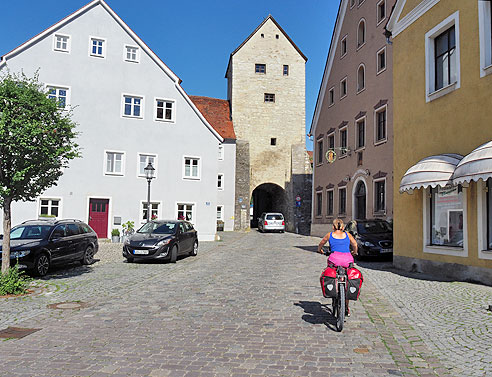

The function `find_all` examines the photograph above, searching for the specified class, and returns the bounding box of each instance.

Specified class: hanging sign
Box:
[325,149,337,163]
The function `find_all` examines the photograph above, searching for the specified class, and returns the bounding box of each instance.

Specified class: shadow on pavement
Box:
[293,245,319,253]
[33,260,99,280]
[294,300,339,331]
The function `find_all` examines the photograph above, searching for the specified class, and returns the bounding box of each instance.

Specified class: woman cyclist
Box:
[318,218,358,316]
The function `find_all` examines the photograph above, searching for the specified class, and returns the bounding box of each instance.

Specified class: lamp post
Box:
[144,162,155,223]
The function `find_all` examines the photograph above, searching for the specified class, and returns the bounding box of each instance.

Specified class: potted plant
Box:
[111,229,120,243]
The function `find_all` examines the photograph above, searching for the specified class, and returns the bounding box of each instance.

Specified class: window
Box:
[329,87,335,106]
[261,33,264,38]
[142,202,159,222]
[328,133,335,150]
[53,34,70,52]
[218,145,224,160]
[89,37,105,57]
[264,93,275,103]
[138,154,156,177]
[177,203,193,221]
[358,0,365,5]
[255,64,266,74]
[340,77,347,98]
[271,138,277,146]
[478,0,492,76]
[377,47,386,73]
[218,174,224,190]
[316,192,323,217]
[341,36,347,57]
[375,106,387,143]
[358,19,366,48]
[327,190,334,216]
[374,180,385,212]
[357,64,365,92]
[425,12,460,101]
[339,188,347,214]
[39,199,60,218]
[217,206,223,221]
[317,139,323,165]
[123,95,143,118]
[340,128,348,156]
[184,157,200,179]
[155,98,175,122]
[377,0,386,24]
[124,45,139,63]
[283,65,289,76]
[429,186,464,248]
[356,118,365,149]
[276,34,279,39]
[350,0,356,8]
[48,86,69,109]
[105,151,124,175]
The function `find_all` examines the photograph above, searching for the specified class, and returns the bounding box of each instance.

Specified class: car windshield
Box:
[266,214,283,220]
[357,221,392,234]
[137,222,177,234]
[10,225,52,240]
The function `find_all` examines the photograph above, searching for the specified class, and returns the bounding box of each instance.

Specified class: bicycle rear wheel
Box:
[336,284,345,332]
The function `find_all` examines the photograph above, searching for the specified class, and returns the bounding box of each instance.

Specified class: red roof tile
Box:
[189,96,236,140]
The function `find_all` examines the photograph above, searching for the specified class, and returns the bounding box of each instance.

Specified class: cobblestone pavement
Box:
[0,231,490,377]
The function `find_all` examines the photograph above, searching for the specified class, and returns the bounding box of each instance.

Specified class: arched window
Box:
[358,19,366,47]
[357,64,365,92]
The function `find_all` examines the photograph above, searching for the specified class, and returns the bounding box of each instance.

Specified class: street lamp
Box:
[144,162,155,223]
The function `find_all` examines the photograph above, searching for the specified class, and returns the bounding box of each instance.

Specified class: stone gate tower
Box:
[226,15,311,233]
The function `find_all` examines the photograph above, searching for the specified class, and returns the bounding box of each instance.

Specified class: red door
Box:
[89,199,109,238]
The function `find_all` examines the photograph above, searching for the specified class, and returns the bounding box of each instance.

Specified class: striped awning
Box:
[452,141,492,185]
[399,154,463,193]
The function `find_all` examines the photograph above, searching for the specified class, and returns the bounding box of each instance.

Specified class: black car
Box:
[345,219,393,258]
[0,219,98,276]
[122,220,198,263]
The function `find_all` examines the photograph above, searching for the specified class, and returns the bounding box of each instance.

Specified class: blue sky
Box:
[0,0,340,150]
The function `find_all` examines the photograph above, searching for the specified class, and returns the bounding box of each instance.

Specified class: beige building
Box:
[226,15,312,233]
[310,0,396,237]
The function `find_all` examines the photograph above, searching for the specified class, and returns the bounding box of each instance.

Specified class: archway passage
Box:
[251,183,286,228]
[355,181,367,220]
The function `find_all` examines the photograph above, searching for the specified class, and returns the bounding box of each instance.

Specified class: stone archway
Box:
[251,183,287,228]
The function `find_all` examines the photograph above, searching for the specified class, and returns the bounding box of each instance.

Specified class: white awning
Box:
[399,154,463,193]
[452,141,492,185]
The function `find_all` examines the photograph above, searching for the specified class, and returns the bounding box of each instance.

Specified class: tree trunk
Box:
[1,196,12,274]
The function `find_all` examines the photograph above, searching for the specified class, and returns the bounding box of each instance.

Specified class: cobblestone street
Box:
[1,231,491,377]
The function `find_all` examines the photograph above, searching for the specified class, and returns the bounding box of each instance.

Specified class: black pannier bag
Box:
[347,267,364,300]
[320,266,337,298]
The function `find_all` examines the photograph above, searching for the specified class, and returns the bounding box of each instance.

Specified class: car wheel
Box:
[170,245,178,263]
[126,257,134,263]
[34,253,50,276]
[190,241,198,256]
[81,245,94,265]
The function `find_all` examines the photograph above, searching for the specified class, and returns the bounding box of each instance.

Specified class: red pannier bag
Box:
[347,267,364,300]
[320,266,337,298]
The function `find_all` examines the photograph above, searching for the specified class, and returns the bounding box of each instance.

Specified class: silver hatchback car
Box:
[258,212,285,233]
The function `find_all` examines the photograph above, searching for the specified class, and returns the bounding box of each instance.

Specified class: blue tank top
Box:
[329,232,351,253]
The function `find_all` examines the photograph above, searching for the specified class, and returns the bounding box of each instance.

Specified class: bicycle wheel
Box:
[336,284,345,332]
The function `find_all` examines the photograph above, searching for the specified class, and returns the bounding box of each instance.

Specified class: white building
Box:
[0,0,236,241]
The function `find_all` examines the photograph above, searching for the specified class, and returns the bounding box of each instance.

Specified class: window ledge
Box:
[356,42,366,51]
[377,18,386,27]
[424,244,466,257]
[155,118,175,123]
[105,172,124,177]
[340,94,347,101]
[376,67,387,75]
[328,102,335,108]
[374,139,387,146]
[482,64,492,77]
[356,87,366,95]
[340,52,347,59]
[183,177,200,181]
[122,115,143,120]
[427,82,457,102]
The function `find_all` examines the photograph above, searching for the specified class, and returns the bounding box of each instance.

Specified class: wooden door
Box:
[89,199,109,238]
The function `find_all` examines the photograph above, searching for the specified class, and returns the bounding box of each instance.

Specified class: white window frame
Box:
[425,11,461,102]
[377,0,386,26]
[340,35,348,58]
[327,131,335,150]
[328,87,335,106]
[104,150,125,176]
[122,93,144,119]
[183,156,201,180]
[357,63,366,93]
[46,84,71,110]
[218,173,224,190]
[89,36,106,58]
[478,180,492,259]
[423,186,468,257]
[357,19,366,49]
[176,202,195,223]
[373,178,386,214]
[140,201,161,223]
[338,187,347,215]
[316,138,324,166]
[217,205,224,221]
[53,33,71,53]
[137,153,157,178]
[377,46,387,74]
[358,0,365,6]
[218,145,224,160]
[339,126,348,158]
[355,116,366,151]
[124,45,140,63]
[315,191,323,218]
[478,0,492,77]
[374,104,388,145]
[350,0,356,9]
[38,197,62,219]
[340,76,348,99]
[154,97,175,122]
[326,188,335,217]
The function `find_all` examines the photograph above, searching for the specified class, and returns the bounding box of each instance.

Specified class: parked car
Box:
[122,220,198,263]
[257,212,285,233]
[345,219,393,258]
[0,219,98,276]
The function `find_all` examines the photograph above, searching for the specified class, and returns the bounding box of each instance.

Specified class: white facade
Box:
[217,142,236,231]
[0,0,227,241]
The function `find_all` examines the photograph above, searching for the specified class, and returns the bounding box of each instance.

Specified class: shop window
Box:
[429,186,464,248]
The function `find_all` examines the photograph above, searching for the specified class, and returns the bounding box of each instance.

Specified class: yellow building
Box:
[387,0,492,284]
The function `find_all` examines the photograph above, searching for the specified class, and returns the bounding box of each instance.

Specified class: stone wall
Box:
[234,140,250,231]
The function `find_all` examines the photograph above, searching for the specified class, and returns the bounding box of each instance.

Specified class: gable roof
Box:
[225,15,307,77]
[0,0,181,84]
[189,96,236,140]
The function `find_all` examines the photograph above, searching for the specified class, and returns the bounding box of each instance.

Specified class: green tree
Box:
[0,72,79,274]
